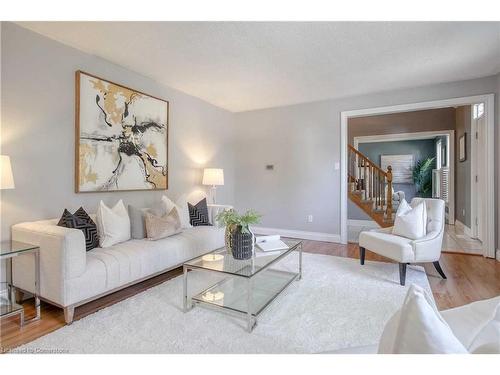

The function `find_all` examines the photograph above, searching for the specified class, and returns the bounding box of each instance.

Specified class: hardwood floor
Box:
[302,241,500,310]
[1,240,499,352]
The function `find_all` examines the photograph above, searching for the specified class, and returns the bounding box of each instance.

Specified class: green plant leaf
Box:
[412,157,435,197]
[216,208,261,231]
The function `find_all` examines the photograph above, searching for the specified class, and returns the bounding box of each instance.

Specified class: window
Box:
[473,103,485,119]
[436,139,442,169]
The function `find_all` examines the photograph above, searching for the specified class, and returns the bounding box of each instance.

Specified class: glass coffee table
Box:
[183,239,302,332]
[1,240,41,326]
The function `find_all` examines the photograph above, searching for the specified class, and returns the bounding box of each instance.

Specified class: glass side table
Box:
[0,240,41,326]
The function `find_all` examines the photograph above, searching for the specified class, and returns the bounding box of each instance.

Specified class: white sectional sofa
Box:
[330,295,500,354]
[11,217,225,323]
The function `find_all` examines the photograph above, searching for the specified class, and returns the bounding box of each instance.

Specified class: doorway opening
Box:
[340,94,495,258]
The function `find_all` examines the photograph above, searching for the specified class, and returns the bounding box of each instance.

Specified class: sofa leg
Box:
[359,247,366,265]
[399,263,407,286]
[14,289,24,304]
[64,306,75,324]
[433,261,447,279]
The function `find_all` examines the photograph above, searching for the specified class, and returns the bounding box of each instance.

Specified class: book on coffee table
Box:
[255,235,289,252]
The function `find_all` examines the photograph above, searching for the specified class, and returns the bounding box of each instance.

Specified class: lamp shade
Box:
[0,155,15,189]
[202,168,224,186]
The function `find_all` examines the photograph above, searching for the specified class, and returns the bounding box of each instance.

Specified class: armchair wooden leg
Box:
[359,247,366,265]
[433,261,447,279]
[399,263,407,286]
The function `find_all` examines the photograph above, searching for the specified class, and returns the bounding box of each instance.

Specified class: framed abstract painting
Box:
[75,71,168,192]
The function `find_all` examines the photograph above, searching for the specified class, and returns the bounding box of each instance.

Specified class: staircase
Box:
[348,145,394,227]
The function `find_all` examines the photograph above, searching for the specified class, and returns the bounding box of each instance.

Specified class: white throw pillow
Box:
[468,302,500,354]
[145,207,182,241]
[96,200,131,248]
[392,200,427,240]
[378,284,467,354]
[161,195,192,229]
[395,198,412,216]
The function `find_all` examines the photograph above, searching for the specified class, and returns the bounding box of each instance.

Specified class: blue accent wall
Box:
[358,139,436,203]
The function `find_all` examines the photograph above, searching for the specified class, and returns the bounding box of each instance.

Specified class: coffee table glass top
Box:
[185,239,301,278]
[0,240,38,256]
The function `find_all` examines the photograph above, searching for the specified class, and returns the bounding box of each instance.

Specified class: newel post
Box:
[386,165,393,220]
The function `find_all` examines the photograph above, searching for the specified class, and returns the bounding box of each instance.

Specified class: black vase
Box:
[226,226,254,260]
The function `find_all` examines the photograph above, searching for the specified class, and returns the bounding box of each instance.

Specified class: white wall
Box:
[497,73,500,257]
[1,22,499,255]
[0,22,236,241]
[234,75,498,245]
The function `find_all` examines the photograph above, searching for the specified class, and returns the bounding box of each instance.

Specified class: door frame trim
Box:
[470,104,486,241]
[352,129,455,225]
[340,94,495,259]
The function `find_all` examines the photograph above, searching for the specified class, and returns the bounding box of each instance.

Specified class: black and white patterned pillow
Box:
[188,198,212,226]
[57,207,99,251]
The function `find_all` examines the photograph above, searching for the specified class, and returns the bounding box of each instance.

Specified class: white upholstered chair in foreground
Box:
[358,198,446,286]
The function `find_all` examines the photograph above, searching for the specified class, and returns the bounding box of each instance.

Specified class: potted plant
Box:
[412,157,436,197]
[216,209,261,260]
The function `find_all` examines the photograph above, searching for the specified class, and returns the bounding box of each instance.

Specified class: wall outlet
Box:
[307,215,313,223]
[462,209,466,217]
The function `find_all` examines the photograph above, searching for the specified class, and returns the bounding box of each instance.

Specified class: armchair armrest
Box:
[369,226,393,234]
[412,230,441,245]
[411,230,443,262]
[11,221,87,305]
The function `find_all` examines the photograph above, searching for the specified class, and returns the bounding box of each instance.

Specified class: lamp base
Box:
[210,186,217,204]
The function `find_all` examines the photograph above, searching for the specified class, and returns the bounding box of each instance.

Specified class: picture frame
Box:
[380,154,414,184]
[75,71,169,193]
[459,133,466,162]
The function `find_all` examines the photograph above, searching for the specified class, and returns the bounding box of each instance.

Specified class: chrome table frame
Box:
[1,244,41,326]
[183,242,302,333]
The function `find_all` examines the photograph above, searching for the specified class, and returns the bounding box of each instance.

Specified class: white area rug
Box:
[17,253,432,353]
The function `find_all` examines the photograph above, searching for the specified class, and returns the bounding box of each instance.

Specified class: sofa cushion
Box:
[441,296,500,349]
[57,207,99,251]
[468,302,500,353]
[97,200,131,247]
[162,195,192,229]
[378,284,467,354]
[128,205,165,239]
[188,198,211,226]
[359,230,414,263]
[78,226,225,302]
[145,207,182,240]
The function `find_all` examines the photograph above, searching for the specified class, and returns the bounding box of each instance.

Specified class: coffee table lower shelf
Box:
[187,269,299,332]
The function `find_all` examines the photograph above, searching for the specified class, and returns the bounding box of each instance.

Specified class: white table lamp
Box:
[202,168,224,204]
[1,155,15,190]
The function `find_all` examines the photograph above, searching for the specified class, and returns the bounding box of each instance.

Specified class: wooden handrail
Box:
[348,145,387,176]
[348,144,393,223]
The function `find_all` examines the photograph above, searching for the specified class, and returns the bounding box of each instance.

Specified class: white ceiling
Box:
[17,22,500,112]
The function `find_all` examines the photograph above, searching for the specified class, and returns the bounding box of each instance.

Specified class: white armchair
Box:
[358,198,446,286]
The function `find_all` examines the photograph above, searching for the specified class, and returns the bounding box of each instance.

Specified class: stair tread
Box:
[348,191,393,228]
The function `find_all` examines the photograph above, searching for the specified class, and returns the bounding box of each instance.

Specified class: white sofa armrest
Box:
[207,204,233,225]
[11,221,87,306]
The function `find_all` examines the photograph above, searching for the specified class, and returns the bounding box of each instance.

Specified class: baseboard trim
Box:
[454,219,473,237]
[347,219,380,228]
[251,226,341,243]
